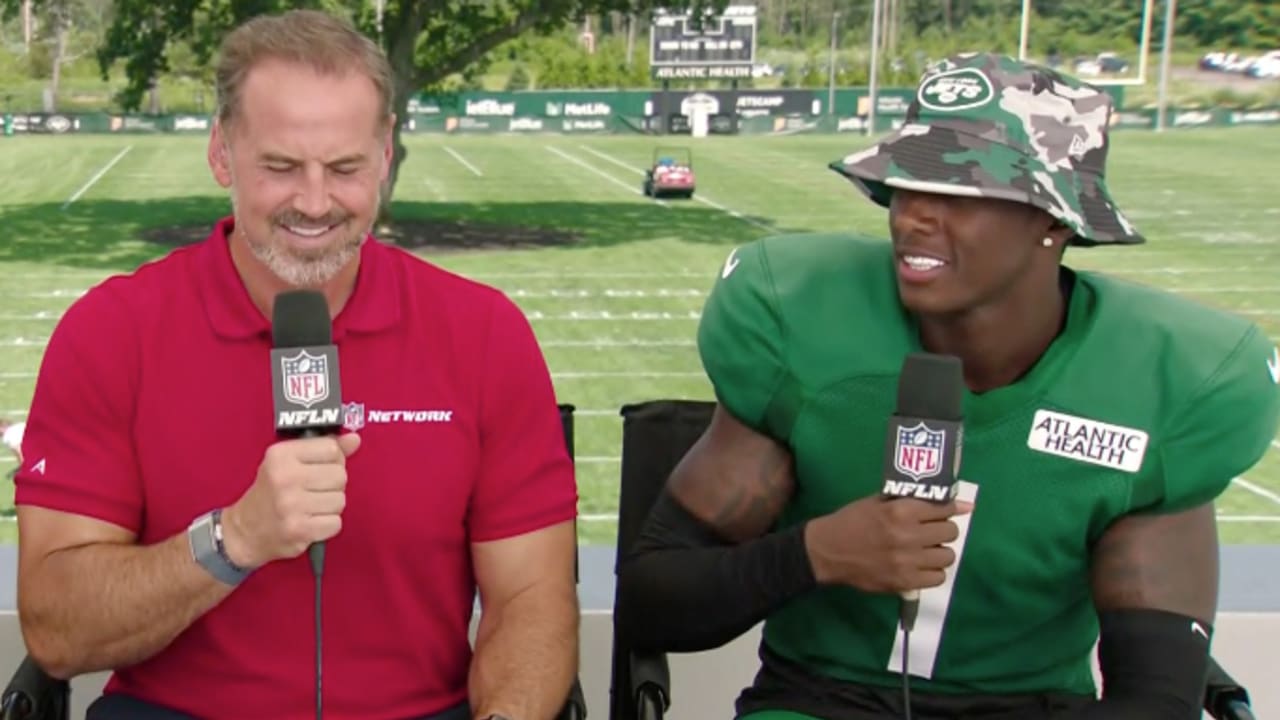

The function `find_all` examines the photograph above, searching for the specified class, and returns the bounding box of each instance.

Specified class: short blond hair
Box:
[215,9,394,128]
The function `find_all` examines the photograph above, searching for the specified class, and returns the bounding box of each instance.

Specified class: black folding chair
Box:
[609,399,716,720]
[0,657,67,720]
[2,403,588,720]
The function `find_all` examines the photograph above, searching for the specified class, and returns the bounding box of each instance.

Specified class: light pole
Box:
[828,11,840,117]
[1156,0,1178,132]
[867,0,882,136]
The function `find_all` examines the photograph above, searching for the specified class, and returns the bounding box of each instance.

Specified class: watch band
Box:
[188,509,251,586]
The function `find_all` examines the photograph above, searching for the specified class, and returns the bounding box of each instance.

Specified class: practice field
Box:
[1,129,1278,546]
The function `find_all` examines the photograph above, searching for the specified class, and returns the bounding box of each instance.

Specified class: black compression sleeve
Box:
[1060,608,1213,720]
[615,489,817,653]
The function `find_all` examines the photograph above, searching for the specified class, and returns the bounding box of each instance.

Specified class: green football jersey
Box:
[697,233,1280,697]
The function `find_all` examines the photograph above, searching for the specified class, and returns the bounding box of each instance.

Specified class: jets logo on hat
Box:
[918,68,995,112]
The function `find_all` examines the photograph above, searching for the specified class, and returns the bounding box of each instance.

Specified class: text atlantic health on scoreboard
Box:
[649,5,758,80]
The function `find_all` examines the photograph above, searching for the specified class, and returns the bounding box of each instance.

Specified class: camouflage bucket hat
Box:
[830,52,1143,246]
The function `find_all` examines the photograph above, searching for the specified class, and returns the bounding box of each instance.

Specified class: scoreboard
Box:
[649,5,757,80]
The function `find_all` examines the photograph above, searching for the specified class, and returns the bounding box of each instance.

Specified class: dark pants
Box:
[736,644,1095,720]
[86,693,470,720]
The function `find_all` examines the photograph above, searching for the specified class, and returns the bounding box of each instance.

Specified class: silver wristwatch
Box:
[188,509,251,586]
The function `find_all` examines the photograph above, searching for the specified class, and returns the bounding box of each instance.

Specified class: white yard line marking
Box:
[545,146,665,205]
[442,147,482,177]
[508,288,705,298]
[63,145,133,210]
[423,175,449,201]
[552,371,703,379]
[1163,287,1280,293]
[526,310,700,321]
[1233,477,1280,506]
[13,289,87,298]
[577,146,646,176]
[541,339,694,348]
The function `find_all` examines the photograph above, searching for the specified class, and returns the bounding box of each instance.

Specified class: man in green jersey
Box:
[616,52,1280,719]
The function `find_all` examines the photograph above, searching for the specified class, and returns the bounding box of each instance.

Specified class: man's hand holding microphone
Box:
[805,493,969,595]
[220,432,360,571]
[807,353,970,629]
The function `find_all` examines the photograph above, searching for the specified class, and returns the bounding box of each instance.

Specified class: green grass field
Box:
[1,128,1278,546]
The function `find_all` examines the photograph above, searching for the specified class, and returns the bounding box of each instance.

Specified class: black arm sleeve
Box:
[1061,608,1212,720]
[614,489,818,654]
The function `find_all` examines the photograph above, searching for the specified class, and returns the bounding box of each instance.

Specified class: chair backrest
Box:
[613,400,715,557]
[610,399,715,720]
[557,403,579,586]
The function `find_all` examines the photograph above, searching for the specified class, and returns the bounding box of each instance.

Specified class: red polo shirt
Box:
[15,217,578,718]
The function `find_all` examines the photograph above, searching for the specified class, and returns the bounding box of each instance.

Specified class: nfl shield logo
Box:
[895,422,945,481]
[281,350,329,408]
[342,402,365,432]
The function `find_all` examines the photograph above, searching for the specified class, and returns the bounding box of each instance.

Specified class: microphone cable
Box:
[310,543,326,720]
[899,601,917,720]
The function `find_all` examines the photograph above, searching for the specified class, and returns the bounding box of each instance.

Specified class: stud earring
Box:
[1042,237,1054,248]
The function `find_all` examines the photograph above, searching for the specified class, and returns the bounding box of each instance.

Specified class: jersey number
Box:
[886,480,979,679]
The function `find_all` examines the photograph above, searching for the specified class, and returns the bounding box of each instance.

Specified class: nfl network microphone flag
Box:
[271,290,344,434]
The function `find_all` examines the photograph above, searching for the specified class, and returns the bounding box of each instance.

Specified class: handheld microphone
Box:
[270,289,344,569]
[269,289,342,720]
[880,352,964,633]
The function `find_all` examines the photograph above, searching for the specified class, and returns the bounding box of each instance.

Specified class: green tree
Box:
[505,63,531,90]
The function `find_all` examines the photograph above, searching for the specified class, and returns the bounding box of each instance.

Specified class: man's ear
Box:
[208,120,233,189]
[1046,218,1075,246]
[380,113,396,183]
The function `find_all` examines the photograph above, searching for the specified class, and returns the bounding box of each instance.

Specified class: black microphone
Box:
[270,289,342,569]
[880,352,964,633]
[269,289,342,720]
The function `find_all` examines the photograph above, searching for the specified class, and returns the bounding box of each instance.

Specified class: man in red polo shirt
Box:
[13,10,578,720]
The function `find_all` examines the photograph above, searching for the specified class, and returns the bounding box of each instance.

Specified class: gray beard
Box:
[247,226,364,287]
